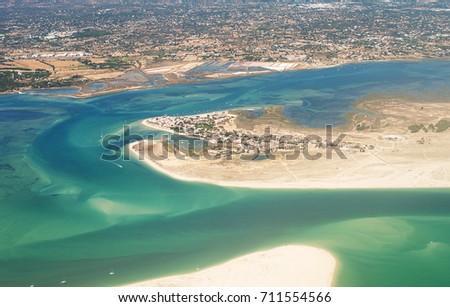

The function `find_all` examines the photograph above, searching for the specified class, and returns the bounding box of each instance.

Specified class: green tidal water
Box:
[0,60,449,286]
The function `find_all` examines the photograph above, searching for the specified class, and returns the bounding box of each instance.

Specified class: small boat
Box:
[113,163,123,169]
[60,280,67,285]
[109,271,115,276]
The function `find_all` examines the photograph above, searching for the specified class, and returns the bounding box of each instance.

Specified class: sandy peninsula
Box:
[126,245,336,287]
[131,97,450,189]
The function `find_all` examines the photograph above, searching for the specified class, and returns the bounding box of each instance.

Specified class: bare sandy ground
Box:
[126,245,336,287]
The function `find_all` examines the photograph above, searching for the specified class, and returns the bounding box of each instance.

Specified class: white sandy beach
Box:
[126,245,336,287]
[141,119,176,134]
[129,139,450,190]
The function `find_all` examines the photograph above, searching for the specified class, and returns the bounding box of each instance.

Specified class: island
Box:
[130,96,450,189]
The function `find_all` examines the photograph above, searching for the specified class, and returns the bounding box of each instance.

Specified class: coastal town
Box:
[1,2,449,93]
[142,110,376,160]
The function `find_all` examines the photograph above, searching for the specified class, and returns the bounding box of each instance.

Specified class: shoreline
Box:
[128,141,450,190]
[125,245,336,287]
[2,57,445,99]
[141,119,177,134]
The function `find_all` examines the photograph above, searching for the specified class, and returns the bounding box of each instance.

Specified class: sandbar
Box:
[126,245,336,287]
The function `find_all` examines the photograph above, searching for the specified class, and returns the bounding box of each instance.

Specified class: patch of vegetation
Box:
[0,72,18,91]
[356,122,370,131]
[73,30,112,38]
[0,69,50,91]
[152,49,167,63]
[0,69,85,92]
[435,119,450,133]
[79,57,132,70]
[408,121,450,133]
[243,55,259,61]
[23,69,51,79]
[195,122,214,130]
[0,67,32,71]
[71,44,86,51]
[142,50,156,56]
[31,78,84,89]
[47,41,62,47]
[408,123,425,133]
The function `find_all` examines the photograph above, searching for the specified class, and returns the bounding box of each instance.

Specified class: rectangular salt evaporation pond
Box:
[188,62,234,74]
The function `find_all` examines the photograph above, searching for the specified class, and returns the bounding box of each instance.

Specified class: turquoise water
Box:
[0,61,449,286]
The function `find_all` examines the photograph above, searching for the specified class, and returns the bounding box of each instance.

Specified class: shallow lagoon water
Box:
[0,61,449,286]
